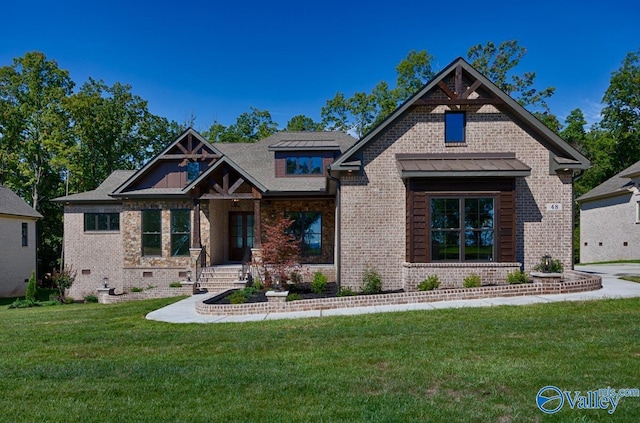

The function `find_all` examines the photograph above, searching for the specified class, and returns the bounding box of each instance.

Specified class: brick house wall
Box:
[338,104,574,291]
[63,204,124,299]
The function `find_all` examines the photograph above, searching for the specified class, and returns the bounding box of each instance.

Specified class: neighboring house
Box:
[0,184,42,297]
[577,160,640,263]
[54,57,590,299]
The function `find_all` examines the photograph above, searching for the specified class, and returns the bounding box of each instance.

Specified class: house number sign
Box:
[546,203,563,211]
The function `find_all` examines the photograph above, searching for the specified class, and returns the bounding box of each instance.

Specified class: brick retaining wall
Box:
[98,286,193,304]
[195,270,601,316]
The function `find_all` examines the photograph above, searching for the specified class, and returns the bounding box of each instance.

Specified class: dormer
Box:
[269,140,342,178]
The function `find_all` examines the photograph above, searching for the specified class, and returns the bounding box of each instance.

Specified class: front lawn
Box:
[1,298,639,421]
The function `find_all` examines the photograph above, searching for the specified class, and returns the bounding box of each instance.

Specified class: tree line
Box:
[1,41,638,275]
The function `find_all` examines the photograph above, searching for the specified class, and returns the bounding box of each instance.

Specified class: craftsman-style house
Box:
[55,57,589,299]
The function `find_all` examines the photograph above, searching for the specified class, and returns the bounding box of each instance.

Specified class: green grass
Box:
[1,298,640,422]
[620,275,640,283]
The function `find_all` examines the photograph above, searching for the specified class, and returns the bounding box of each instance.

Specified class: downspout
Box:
[572,169,585,270]
[327,169,341,289]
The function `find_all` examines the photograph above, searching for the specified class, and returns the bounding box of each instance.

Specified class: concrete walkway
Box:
[145,263,640,324]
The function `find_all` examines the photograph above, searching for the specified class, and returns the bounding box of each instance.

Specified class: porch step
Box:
[198,265,247,291]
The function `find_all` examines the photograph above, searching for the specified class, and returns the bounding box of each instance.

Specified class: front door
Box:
[229,212,254,262]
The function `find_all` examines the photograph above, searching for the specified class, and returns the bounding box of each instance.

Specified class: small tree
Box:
[255,216,301,287]
[25,271,37,301]
[52,267,76,301]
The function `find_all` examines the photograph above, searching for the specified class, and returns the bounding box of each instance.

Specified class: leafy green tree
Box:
[560,108,587,150]
[203,120,228,142]
[467,40,555,113]
[216,107,278,142]
[394,50,435,100]
[600,48,640,171]
[321,92,351,133]
[0,52,74,209]
[65,78,181,193]
[286,114,324,131]
[25,271,37,301]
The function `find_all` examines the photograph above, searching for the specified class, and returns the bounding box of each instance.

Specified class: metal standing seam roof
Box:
[0,184,43,218]
[577,160,640,203]
[396,153,531,178]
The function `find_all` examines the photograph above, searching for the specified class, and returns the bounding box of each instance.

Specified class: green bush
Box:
[169,282,182,288]
[286,293,302,301]
[63,297,75,304]
[418,275,440,291]
[463,273,482,288]
[338,287,357,297]
[506,270,528,284]
[533,257,564,273]
[228,291,248,304]
[252,277,263,291]
[25,271,37,302]
[361,266,382,294]
[311,271,328,294]
[84,295,99,303]
[131,287,143,293]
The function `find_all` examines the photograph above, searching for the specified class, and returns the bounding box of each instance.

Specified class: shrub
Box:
[533,256,564,273]
[338,287,357,297]
[361,266,382,294]
[310,271,328,294]
[25,271,37,301]
[131,287,143,293]
[252,276,263,291]
[228,291,248,304]
[286,293,302,301]
[84,295,99,303]
[506,270,528,284]
[63,297,75,304]
[289,271,302,284]
[169,282,182,288]
[52,267,76,299]
[8,298,36,309]
[463,273,482,288]
[418,275,440,291]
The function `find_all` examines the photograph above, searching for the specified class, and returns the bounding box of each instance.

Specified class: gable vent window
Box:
[187,162,200,182]
[445,111,466,143]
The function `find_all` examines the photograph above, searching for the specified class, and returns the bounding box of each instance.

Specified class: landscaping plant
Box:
[253,215,301,288]
[418,275,440,291]
[361,266,383,294]
[506,270,529,284]
[463,273,482,288]
[311,271,328,294]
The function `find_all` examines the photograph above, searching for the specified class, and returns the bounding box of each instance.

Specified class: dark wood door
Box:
[229,212,254,262]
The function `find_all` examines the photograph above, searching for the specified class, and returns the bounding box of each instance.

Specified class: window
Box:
[142,210,162,256]
[171,209,191,256]
[285,156,323,175]
[285,211,322,256]
[445,111,466,143]
[21,223,28,247]
[430,197,494,261]
[84,213,119,231]
[187,162,200,182]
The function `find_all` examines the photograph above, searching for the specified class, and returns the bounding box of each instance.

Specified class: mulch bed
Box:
[209,282,404,304]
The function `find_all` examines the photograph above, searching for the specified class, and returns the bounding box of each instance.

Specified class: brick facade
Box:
[338,104,575,291]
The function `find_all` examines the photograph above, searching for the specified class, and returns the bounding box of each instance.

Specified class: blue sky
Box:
[2,0,638,132]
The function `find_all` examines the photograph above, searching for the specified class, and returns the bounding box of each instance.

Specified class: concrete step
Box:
[198,266,246,291]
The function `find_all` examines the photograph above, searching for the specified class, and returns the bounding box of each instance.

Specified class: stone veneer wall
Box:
[63,203,124,299]
[195,271,601,316]
[121,199,195,291]
[402,262,522,290]
[338,104,575,291]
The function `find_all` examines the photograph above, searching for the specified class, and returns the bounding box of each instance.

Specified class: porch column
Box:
[253,198,262,247]
[193,199,201,248]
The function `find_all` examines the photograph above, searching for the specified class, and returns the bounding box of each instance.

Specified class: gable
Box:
[331,57,590,175]
[113,128,222,196]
